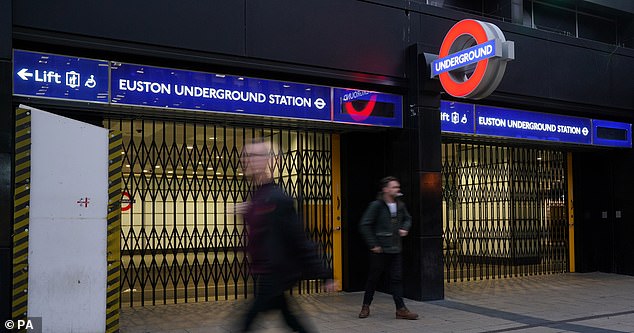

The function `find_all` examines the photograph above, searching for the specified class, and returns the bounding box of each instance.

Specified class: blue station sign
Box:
[592,119,632,148]
[440,100,631,148]
[13,50,109,103]
[475,105,592,144]
[440,101,474,134]
[111,63,332,122]
[13,50,403,128]
[333,88,403,127]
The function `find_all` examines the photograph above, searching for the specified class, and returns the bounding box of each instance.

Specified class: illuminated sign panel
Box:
[475,105,592,144]
[13,50,109,103]
[13,50,403,128]
[333,89,403,127]
[441,101,631,148]
[111,63,332,121]
[593,120,632,148]
[440,101,474,134]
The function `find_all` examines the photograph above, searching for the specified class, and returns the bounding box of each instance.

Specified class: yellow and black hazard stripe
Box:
[12,107,31,329]
[106,130,123,333]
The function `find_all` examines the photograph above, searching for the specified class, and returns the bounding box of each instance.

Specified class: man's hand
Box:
[370,246,382,253]
[399,229,408,237]
[234,202,249,214]
[323,279,338,292]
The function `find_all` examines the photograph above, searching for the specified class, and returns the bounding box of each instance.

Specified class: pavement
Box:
[120,272,634,333]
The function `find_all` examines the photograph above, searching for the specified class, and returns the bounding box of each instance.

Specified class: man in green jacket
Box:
[358,176,419,320]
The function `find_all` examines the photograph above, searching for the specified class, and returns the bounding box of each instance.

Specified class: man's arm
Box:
[398,203,412,237]
[359,201,380,250]
[280,195,332,279]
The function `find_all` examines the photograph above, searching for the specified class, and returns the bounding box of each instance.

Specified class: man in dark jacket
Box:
[358,176,419,320]
[239,140,332,332]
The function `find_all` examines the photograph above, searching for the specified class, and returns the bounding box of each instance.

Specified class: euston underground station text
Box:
[117,79,324,109]
[478,116,588,135]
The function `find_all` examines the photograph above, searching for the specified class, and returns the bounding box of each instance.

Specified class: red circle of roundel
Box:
[438,19,489,98]
[344,94,377,122]
[121,191,132,212]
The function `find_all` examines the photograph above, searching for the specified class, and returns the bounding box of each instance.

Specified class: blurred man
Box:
[358,176,418,320]
[239,139,332,332]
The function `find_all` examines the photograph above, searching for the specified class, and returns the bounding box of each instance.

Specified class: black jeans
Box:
[241,273,313,332]
[362,252,405,309]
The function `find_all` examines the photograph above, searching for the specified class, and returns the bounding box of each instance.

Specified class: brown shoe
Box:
[395,307,418,320]
[358,304,370,318]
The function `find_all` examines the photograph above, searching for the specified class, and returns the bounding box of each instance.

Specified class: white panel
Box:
[26,105,108,333]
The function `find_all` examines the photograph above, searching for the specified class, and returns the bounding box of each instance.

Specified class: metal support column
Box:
[1,0,14,324]
[402,44,444,301]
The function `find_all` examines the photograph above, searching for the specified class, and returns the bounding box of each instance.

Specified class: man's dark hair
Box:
[379,176,398,190]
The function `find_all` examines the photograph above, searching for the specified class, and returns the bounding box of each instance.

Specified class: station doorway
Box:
[442,141,569,282]
[104,118,337,306]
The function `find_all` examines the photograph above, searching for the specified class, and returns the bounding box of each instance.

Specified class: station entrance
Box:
[104,118,335,306]
[442,141,569,282]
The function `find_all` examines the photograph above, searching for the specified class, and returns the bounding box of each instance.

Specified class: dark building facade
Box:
[2,0,634,327]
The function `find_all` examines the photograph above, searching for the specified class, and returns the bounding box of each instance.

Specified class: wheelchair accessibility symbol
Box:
[85,75,97,88]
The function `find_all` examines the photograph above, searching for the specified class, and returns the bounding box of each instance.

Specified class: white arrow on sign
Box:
[17,68,33,81]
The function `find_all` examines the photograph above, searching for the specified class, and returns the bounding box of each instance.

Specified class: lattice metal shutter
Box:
[442,142,568,282]
[104,119,333,306]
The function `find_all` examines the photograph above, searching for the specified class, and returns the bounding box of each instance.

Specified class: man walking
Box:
[358,176,418,320]
[239,139,332,332]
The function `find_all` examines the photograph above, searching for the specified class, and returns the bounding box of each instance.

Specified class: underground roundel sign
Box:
[431,19,514,100]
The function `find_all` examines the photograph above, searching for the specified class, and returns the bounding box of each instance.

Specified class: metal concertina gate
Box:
[442,141,569,282]
[104,118,333,306]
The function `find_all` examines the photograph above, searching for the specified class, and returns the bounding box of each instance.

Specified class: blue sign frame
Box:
[475,105,592,144]
[13,50,109,103]
[592,119,632,148]
[440,101,474,134]
[13,50,404,128]
[440,100,632,148]
[332,88,403,127]
[110,63,333,122]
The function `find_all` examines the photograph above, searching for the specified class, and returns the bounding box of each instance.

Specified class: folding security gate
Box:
[442,142,569,282]
[104,118,333,306]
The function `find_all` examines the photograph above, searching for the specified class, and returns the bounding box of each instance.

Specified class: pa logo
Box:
[431,19,515,100]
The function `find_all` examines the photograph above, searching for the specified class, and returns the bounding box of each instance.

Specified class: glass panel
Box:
[578,13,616,44]
[533,2,576,36]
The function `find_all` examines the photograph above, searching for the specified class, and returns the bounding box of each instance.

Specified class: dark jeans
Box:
[362,252,405,309]
[241,273,313,333]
